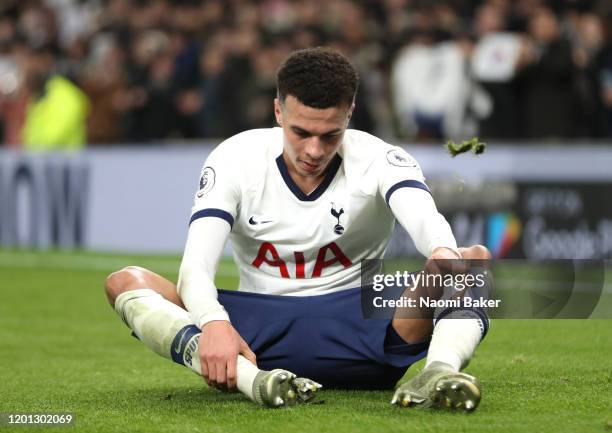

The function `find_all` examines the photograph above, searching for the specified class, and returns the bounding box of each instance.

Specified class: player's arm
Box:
[178,217,230,326]
[389,188,459,259]
[378,148,459,260]
[178,217,256,390]
[177,143,255,390]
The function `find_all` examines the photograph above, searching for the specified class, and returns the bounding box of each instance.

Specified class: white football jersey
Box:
[190,127,431,296]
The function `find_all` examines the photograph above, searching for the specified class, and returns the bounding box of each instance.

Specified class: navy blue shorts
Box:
[213,287,429,390]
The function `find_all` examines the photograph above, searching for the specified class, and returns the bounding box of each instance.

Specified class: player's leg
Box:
[105,265,183,307]
[104,266,320,407]
[391,244,491,411]
[105,266,200,367]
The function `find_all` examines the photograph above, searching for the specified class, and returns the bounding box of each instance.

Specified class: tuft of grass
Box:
[445,137,486,157]
[511,355,528,364]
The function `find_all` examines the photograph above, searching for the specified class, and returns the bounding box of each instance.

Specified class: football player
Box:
[104,47,490,410]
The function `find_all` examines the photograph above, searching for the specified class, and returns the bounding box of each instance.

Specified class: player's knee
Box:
[104,266,149,306]
[462,244,492,260]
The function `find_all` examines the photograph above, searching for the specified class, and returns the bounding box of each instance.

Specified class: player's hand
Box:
[421,247,465,299]
[199,320,257,390]
[426,247,464,274]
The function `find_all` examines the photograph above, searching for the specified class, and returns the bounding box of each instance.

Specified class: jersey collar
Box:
[275,153,342,202]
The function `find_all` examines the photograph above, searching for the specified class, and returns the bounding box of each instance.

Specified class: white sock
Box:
[237,355,261,402]
[425,312,486,372]
[114,289,261,401]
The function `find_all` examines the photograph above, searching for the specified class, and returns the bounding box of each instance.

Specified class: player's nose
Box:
[304,137,325,160]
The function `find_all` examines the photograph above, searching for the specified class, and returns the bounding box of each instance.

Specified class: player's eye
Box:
[322,134,339,142]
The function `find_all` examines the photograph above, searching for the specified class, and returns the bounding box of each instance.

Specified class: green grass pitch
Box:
[1,250,611,433]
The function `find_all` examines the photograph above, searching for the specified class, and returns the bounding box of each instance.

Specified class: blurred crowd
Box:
[0,0,611,150]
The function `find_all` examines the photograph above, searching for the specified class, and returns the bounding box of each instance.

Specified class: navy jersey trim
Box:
[385,180,430,205]
[190,208,234,227]
[275,153,342,202]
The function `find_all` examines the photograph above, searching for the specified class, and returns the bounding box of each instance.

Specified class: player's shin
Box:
[236,355,260,400]
[113,289,258,383]
[417,263,491,372]
[114,289,195,363]
[114,289,227,373]
[425,307,488,371]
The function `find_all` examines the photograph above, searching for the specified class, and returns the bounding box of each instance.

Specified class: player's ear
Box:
[274,97,283,127]
[346,102,355,125]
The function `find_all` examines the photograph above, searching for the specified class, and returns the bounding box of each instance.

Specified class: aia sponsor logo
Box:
[251,242,352,278]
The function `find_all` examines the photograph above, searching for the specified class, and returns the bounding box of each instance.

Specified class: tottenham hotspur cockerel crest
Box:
[330,203,345,235]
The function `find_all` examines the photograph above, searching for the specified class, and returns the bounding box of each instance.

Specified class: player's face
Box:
[275,95,353,178]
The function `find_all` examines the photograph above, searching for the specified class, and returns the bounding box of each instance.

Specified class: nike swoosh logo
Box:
[174,332,187,354]
[248,216,273,225]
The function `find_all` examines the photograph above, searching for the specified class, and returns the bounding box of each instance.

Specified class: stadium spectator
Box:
[518,5,576,139]
[21,45,90,151]
[80,34,125,144]
[471,2,523,139]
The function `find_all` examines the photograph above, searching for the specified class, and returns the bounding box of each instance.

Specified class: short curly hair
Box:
[276,47,359,109]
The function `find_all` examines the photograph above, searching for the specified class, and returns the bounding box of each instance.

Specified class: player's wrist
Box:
[201,319,231,333]
[430,246,461,259]
[195,309,231,330]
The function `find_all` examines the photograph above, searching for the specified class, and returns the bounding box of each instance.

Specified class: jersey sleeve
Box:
[376,146,459,257]
[178,141,242,328]
[389,188,458,256]
[177,217,231,328]
[190,142,241,229]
